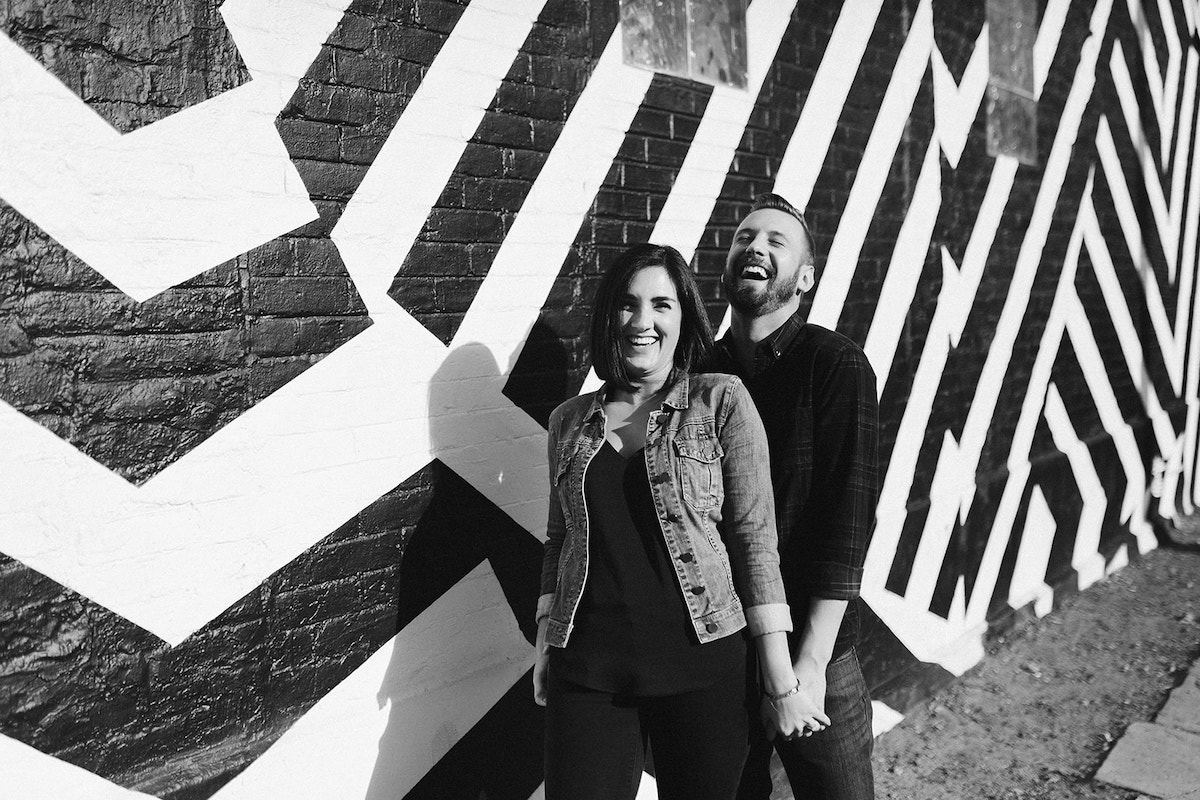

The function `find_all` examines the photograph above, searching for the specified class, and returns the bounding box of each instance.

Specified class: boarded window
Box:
[620,0,748,89]
[986,0,1038,165]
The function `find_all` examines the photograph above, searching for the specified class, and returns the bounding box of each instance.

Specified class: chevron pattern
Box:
[1,0,1199,797]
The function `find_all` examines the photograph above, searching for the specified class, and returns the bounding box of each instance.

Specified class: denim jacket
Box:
[536,372,791,647]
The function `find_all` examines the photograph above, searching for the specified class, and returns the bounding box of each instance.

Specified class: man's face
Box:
[722,208,814,316]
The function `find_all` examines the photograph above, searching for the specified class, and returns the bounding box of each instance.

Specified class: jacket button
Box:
[651,472,670,484]
[705,622,718,633]
[666,513,680,522]
[679,553,694,563]
[691,586,706,595]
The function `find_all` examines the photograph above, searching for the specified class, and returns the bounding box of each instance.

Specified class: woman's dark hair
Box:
[590,242,715,390]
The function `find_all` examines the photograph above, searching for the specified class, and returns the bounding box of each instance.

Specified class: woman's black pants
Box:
[543,665,751,800]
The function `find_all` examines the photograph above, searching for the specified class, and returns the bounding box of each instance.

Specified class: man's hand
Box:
[793,653,828,719]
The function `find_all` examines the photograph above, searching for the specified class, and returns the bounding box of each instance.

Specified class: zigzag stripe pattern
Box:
[2,0,1199,797]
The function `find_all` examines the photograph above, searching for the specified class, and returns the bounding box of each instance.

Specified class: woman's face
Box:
[617,265,683,387]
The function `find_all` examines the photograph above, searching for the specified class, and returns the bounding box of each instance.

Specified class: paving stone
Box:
[1095,722,1200,798]
[1158,662,1200,736]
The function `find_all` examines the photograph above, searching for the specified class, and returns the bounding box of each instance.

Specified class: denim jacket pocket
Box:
[672,427,724,510]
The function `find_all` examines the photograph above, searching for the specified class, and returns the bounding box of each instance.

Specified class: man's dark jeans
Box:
[738,647,875,800]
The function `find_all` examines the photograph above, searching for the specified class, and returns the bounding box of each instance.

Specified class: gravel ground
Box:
[870,516,1200,799]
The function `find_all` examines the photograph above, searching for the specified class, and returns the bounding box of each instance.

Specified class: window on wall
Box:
[619,0,749,89]
[986,0,1038,165]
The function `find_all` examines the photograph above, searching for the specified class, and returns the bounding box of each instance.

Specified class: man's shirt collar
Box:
[718,309,806,377]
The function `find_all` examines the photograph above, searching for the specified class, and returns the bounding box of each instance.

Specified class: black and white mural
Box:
[1,0,1198,796]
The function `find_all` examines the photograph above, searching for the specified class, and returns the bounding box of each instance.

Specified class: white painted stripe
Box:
[1184,0,1199,33]
[772,0,887,211]
[898,431,972,611]
[1064,289,1160,555]
[1169,48,1198,294]
[1095,116,1185,395]
[333,0,548,313]
[211,563,531,800]
[944,159,1021,346]
[808,0,933,329]
[0,0,349,300]
[651,0,798,262]
[1008,485,1056,617]
[1044,383,1108,590]
[1034,0,1072,98]
[1084,148,1181,454]
[1125,0,1168,150]
[1154,0,1183,165]
[1168,52,1199,436]
[863,137,941,388]
[1182,56,1200,511]
[450,29,652,367]
[1109,41,1176,280]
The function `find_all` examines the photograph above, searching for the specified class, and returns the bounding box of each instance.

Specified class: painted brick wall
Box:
[1,0,1198,797]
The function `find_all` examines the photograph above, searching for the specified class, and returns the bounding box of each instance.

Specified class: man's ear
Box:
[797,263,815,294]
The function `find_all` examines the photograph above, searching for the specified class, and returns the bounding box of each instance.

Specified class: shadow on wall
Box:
[359,336,572,798]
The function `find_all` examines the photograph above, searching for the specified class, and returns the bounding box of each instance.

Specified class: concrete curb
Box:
[1097,656,1200,798]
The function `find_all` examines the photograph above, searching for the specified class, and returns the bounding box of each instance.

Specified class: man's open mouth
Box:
[739,263,771,280]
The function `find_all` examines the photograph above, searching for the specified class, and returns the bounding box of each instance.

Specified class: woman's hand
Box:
[532,617,550,706]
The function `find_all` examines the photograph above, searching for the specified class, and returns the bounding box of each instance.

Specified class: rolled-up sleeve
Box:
[717,377,791,636]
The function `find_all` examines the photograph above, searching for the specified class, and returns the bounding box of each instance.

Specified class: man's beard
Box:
[721,262,800,316]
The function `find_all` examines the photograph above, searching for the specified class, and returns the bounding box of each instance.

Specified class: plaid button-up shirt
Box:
[711,311,879,656]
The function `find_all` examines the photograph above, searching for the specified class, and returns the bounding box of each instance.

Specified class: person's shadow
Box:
[362,328,571,799]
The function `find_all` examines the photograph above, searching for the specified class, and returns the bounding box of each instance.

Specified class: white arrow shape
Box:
[0,0,352,300]
[0,0,550,644]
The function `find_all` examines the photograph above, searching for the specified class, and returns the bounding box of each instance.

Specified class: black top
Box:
[711,312,879,658]
[553,442,744,695]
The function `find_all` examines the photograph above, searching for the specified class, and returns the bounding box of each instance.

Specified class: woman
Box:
[533,243,821,799]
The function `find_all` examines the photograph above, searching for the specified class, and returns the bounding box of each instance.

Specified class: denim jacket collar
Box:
[588,373,692,420]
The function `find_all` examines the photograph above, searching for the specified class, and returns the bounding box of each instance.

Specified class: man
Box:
[710,193,879,799]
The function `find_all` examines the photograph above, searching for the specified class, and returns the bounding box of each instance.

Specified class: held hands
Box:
[760,656,831,742]
[792,653,828,721]
[760,682,830,741]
